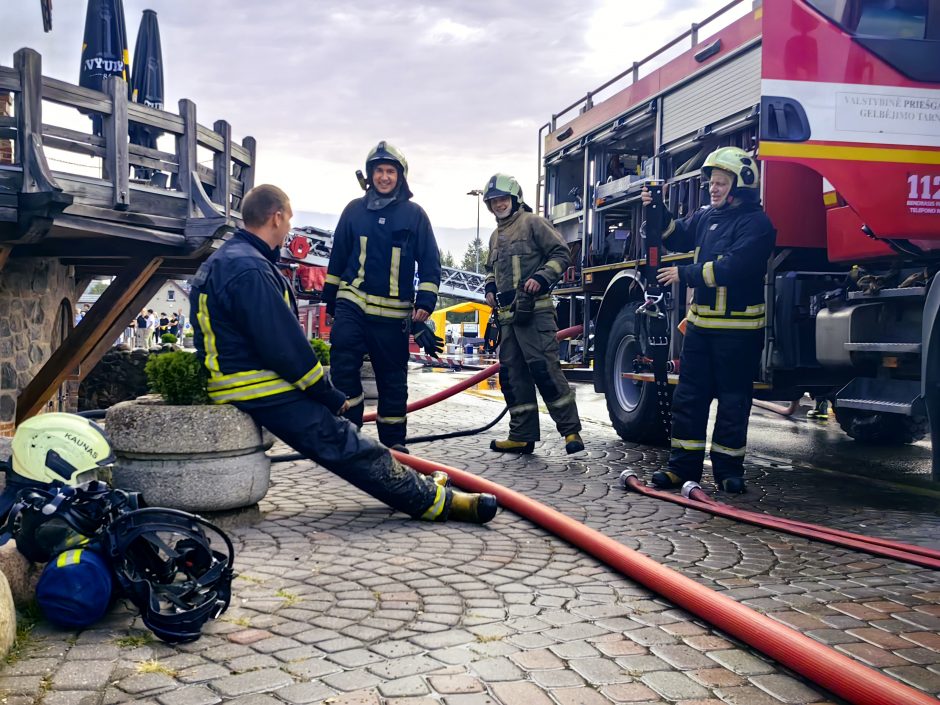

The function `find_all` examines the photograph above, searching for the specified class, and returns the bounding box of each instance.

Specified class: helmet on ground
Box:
[365,141,408,180]
[11,413,116,486]
[105,508,235,644]
[36,548,114,628]
[0,480,143,563]
[483,173,524,206]
[702,146,760,193]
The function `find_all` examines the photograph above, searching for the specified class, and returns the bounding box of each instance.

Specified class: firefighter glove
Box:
[412,321,444,358]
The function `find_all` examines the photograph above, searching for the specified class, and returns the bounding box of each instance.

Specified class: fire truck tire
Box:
[604,307,671,446]
[834,408,928,445]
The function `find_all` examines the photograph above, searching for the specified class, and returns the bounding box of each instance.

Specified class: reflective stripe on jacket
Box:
[190,229,346,410]
[663,201,775,331]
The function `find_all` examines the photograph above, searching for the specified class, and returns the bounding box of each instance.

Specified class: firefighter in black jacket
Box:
[323,142,442,452]
[641,147,776,494]
[191,185,496,523]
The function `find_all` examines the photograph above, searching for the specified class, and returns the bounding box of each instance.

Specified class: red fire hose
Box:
[753,399,800,416]
[391,450,935,705]
[619,473,940,570]
[363,325,583,422]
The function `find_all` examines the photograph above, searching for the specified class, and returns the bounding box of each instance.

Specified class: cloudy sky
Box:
[2,0,734,245]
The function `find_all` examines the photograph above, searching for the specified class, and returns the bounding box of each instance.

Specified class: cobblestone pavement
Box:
[2,372,939,705]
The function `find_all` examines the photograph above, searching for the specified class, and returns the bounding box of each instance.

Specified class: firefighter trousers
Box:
[668,325,763,484]
[330,300,410,448]
[498,310,581,441]
[240,393,449,520]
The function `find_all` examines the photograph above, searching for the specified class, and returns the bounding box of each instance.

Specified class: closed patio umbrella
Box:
[78,0,129,136]
[129,9,164,180]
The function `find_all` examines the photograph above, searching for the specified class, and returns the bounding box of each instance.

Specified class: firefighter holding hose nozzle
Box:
[482,173,584,456]
[641,147,776,494]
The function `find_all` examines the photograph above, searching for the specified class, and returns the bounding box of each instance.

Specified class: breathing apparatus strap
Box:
[637,181,672,438]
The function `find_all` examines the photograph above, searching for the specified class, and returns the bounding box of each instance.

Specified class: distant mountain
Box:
[293,210,485,263]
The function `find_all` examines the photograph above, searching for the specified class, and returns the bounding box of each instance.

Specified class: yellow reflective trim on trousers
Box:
[546,260,564,275]
[389,246,401,297]
[346,394,364,408]
[671,438,706,451]
[376,415,407,424]
[687,311,765,329]
[197,293,220,374]
[337,287,413,319]
[702,261,716,287]
[420,484,446,521]
[208,378,295,403]
[294,363,324,390]
[325,273,341,285]
[711,442,746,457]
[546,391,575,410]
[352,236,368,289]
[509,402,539,414]
[57,549,83,567]
[417,282,439,294]
[512,255,521,287]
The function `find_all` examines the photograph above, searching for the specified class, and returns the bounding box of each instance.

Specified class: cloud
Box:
[0,0,723,232]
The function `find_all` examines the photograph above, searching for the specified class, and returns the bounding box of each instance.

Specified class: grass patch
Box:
[115,632,155,649]
[5,601,42,664]
[222,616,252,627]
[474,634,503,643]
[236,574,265,585]
[136,660,178,677]
[275,589,299,606]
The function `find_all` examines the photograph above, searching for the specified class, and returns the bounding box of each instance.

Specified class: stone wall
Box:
[78,347,152,411]
[0,257,80,436]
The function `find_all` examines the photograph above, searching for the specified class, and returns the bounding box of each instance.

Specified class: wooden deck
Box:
[0,47,256,422]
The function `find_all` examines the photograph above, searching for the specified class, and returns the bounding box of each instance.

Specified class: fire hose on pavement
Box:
[619,471,940,570]
[390,450,936,705]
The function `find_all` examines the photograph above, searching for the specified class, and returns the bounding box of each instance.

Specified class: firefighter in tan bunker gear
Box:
[482,173,584,455]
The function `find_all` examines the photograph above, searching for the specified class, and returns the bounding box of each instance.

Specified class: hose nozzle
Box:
[681,481,702,499]
[619,469,639,490]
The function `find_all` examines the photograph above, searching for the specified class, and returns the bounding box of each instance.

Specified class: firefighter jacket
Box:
[663,200,775,331]
[322,196,441,319]
[190,229,346,411]
[484,209,570,305]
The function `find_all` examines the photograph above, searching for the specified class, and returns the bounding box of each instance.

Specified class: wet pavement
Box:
[1,369,939,705]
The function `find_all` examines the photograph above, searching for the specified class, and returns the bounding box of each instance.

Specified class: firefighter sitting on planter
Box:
[482,173,584,455]
[640,147,776,494]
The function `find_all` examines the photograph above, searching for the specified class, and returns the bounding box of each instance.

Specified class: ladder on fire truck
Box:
[281,227,488,302]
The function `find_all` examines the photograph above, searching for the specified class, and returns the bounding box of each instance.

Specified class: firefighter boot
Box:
[719,477,746,494]
[806,399,829,421]
[651,470,684,489]
[490,439,535,454]
[565,433,585,454]
[449,489,498,524]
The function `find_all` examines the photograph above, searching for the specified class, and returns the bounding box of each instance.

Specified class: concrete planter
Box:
[105,396,270,512]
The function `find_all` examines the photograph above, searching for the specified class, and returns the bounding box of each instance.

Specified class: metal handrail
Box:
[551,0,747,129]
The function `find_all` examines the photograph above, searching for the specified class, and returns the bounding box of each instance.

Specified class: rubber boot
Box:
[490,439,535,454]
[806,400,829,421]
[565,433,584,454]
[651,470,683,489]
[719,477,746,494]
[449,490,498,524]
[391,444,410,454]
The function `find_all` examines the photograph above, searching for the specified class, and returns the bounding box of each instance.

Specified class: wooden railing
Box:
[0,47,255,248]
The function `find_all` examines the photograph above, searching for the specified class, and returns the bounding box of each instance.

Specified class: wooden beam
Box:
[176,99,197,217]
[0,246,10,273]
[15,257,163,422]
[212,120,232,218]
[73,272,169,384]
[241,136,256,192]
[102,75,129,210]
[14,49,42,189]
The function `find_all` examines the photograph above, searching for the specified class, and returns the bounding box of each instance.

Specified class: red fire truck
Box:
[540,0,940,477]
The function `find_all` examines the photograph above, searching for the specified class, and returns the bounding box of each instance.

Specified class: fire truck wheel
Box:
[604,307,671,446]
[834,408,928,446]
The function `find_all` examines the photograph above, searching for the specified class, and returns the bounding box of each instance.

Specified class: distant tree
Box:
[88,280,109,295]
[440,250,456,268]
[461,236,488,273]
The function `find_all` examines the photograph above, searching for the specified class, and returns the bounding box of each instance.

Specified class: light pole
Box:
[467,189,483,272]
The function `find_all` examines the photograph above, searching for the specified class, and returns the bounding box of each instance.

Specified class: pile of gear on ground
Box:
[0,413,235,643]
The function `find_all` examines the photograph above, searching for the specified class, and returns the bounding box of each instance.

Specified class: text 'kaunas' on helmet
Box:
[483,173,529,215]
[11,413,116,486]
[702,146,760,198]
[366,141,408,183]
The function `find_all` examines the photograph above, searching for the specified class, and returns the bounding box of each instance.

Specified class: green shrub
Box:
[310,337,331,366]
[161,333,178,344]
[145,351,210,405]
